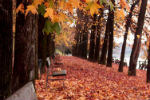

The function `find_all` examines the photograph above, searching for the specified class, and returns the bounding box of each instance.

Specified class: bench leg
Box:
[63,81,64,87]
[46,68,50,88]
[62,76,66,88]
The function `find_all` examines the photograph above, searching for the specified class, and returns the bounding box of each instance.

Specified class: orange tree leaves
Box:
[35,56,150,100]
[55,23,75,48]
[16,0,130,35]
[44,7,54,20]
[16,3,24,14]
[86,1,103,16]
[120,0,130,11]
[25,5,38,16]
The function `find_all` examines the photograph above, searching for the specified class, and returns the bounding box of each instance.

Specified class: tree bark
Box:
[41,33,47,73]
[107,0,115,67]
[38,15,45,59]
[128,0,147,76]
[73,9,84,57]
[76,23,82,57]
[80,14,89,59]
[99,13,110,64]
[72,24,80,56]
[38,15,47,74]
[147,39,150,83]
[94,10,103,61]
[118,0,139,72]
[89,14,97,61]
[12,0,38,92]
[0,0,12,99]
[77,9,84,57]
[47,33,55,57]
[35,15,39,79]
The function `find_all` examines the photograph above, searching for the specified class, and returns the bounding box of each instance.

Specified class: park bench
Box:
[46,56,67,88]
[115,59,120,64]
[139,61,147,70]
[112,58,115,63]
[6,82,37,100]
[53,54,63,66]
[113,58,127,66]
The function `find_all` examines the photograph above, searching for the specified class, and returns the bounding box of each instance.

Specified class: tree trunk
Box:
[94,10,103,61]
[41,34,47,73]
[76,23,82,57]
[12,0,38,92]
[78,31,83,57]
[89,14,97,61]
[99,13,110,64]
[81,30,88,59]
[38,15,47,74]
[72,25,80,56]
[73,9,88,58]
[147,39,150,83]
[47,33,55,57]
[77,9,84,57]
[81,15,89,59]
[0,0,12,99]
[35,15,39,79]
[107,0,115,67]
[118,0,139,72]
[38,15,45,59]
[73,9,83,57]
[128,0,147,76]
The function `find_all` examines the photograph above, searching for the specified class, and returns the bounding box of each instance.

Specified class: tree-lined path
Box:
[1,0,150,99]
[36,56,150,100]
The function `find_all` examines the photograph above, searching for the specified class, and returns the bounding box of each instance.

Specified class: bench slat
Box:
[52,70,67,76]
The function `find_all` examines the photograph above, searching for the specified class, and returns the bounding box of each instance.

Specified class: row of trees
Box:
[0,0,55,99]
[0,0,149,99]
[73,0,149,81]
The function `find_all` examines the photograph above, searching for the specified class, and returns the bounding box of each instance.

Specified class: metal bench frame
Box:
[46,57,67,88]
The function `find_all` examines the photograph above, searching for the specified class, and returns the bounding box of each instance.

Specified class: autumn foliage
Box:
[35,56,150,100]
[15,0,130,35]
[1,0,150,99]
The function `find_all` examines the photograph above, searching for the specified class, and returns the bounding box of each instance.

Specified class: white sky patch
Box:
[114,36,123,44]
[127,33,134,45]
[70,22,75,27]
[148,26,150,31]
[114,32,135,45]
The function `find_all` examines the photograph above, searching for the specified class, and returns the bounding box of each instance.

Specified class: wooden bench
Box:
[139,60,148,70]
[46,57,67,88]
[6,82,37,100]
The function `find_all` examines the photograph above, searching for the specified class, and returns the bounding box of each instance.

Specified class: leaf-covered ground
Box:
[35,56,150,100]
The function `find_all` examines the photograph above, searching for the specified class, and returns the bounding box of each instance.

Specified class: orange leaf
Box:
[115,8,125,22]
[137,35,140,39]
[44,2,49,8]
[25,5,38,16]
[16,3,24,14]
[69,0,80,8]
[90,2,102,16]
[120,0,130,11]
[65,2,73,14]
[33,0,44,7]
[59,1,65,9]
[44,8,54,20]
[58,13,67,22]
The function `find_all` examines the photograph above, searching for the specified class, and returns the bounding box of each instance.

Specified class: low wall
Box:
[6,81,38,100]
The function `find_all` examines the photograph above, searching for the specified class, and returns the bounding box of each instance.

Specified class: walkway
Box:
[35,56,150,100]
